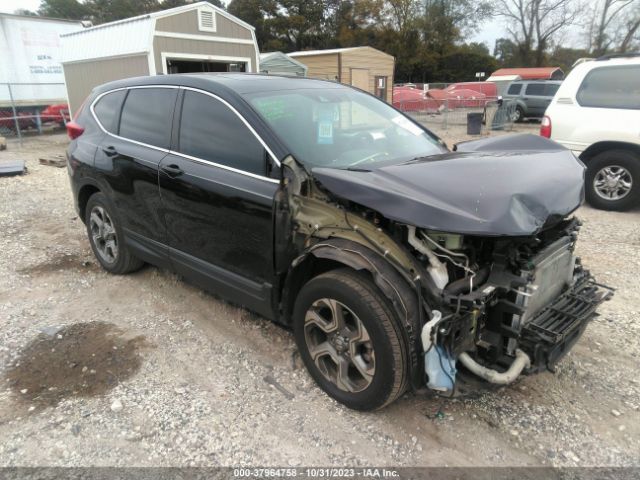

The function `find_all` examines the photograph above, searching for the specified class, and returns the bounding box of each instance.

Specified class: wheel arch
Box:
[579,141,640,165]
[281,237,424,390]
[77,181,102,224]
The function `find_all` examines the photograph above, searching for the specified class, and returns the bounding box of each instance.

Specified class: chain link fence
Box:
[396,97,517,134]
[0,83,70,146]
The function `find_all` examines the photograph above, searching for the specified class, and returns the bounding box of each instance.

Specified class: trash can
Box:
[467,112,483,135]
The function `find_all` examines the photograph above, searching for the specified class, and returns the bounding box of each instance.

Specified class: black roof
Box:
[94,73,345,97]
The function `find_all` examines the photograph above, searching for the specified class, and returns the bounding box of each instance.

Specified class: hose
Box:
[458,349,531,385]
[444,266,491,296]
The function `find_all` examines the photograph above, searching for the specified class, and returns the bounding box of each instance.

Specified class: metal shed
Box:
[288,46,394,103]
[60,1,259,114]
[259,52,307,76]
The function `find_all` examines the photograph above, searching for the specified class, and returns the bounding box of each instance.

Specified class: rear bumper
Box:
[519,271,613,373]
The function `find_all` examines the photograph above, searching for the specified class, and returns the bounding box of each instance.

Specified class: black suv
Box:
[67,74,610,410]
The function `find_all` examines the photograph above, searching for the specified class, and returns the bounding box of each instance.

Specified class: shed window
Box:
[198,9,216,32]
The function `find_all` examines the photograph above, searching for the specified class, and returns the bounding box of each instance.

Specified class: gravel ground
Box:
[0,133,639,467]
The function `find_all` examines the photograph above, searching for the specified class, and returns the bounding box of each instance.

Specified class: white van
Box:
[541,54,640,211]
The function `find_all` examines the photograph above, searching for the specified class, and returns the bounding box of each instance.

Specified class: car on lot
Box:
[503,80,562,122]
[541,54,640,211]
[65,74,611,410]
[41,104,70,127]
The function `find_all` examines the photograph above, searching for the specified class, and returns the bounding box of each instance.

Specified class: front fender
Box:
[292,237,426,391]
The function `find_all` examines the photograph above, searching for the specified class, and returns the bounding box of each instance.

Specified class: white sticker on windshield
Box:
[392,115,423,136]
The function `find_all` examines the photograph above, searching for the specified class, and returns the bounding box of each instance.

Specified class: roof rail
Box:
[595,52,640,61]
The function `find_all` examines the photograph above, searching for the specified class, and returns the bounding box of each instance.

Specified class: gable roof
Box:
[0,12,84,24]
[289,46,394,59]
[491,67,563,80]
[62,1,253,39]
[259,51,308,70]
[61,1,255,64]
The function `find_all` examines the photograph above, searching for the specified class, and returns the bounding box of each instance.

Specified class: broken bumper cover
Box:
[519,272,613,373]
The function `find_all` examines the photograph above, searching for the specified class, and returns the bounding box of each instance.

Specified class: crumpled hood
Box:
[311,135,585,236]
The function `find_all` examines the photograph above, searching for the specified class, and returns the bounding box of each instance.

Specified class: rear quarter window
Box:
[577,65,640,109]
[93,90,126,133]
[119,88,178,148]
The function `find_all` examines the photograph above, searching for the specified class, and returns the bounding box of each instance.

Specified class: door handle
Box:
[161,164,184,177]
[102,145,118,157]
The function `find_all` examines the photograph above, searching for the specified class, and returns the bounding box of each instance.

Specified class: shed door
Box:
[351,68,369,91]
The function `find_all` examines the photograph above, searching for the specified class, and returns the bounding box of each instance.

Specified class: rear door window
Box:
[93,90,126,133]
[178,90,265,176]
[577,65,640,109]
[525,83,545,96]
[119,88,178,149]
[507,83,522,95]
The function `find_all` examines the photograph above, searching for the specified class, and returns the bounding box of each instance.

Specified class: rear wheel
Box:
[585,150,640,211]
[85,192,144,274]
[293,269,408,410]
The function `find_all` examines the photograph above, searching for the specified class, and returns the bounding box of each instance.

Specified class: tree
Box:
[228,0,277,49]
[326,0,383,48]
[14,9,38,16]
[547,45,589,71]
[583,0,640,56]
[493,37,520,65]
[492,0,580,66]
[38,0,91,20]
[618,6,640,51]
[422,0,491,54]
[438,43,498,82]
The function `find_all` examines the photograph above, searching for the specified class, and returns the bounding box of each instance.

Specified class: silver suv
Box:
[504,80,562,122]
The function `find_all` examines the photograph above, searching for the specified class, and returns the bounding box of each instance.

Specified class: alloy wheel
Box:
[303,298,375,393]
[594,165,633,201]
[89,205,118,264]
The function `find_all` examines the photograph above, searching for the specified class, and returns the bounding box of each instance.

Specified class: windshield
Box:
[244,87,446,169]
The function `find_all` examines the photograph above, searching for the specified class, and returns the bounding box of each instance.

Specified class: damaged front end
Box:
[416,219,613,395]
[278,135,613,397]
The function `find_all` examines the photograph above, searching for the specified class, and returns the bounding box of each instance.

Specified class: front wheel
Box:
[293,269,408,410]
[512,106,524,123]
[585,150,640,211]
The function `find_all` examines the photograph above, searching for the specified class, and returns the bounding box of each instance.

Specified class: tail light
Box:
[540,115,552,138]
[66,121,84,140]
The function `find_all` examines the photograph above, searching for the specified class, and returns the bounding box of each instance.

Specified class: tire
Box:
[293,269,408,410]
[84,192,144,274]
[512,106,524,123]
[585,150,640,211]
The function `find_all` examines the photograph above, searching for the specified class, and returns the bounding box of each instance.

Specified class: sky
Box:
[0,0,582,51]
[0,0,41,13]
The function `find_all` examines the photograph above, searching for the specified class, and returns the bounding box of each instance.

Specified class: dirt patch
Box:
[17,253,97,275]
[4,322,148,412]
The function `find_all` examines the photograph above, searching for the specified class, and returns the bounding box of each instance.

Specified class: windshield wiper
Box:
[345,167,371,172]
